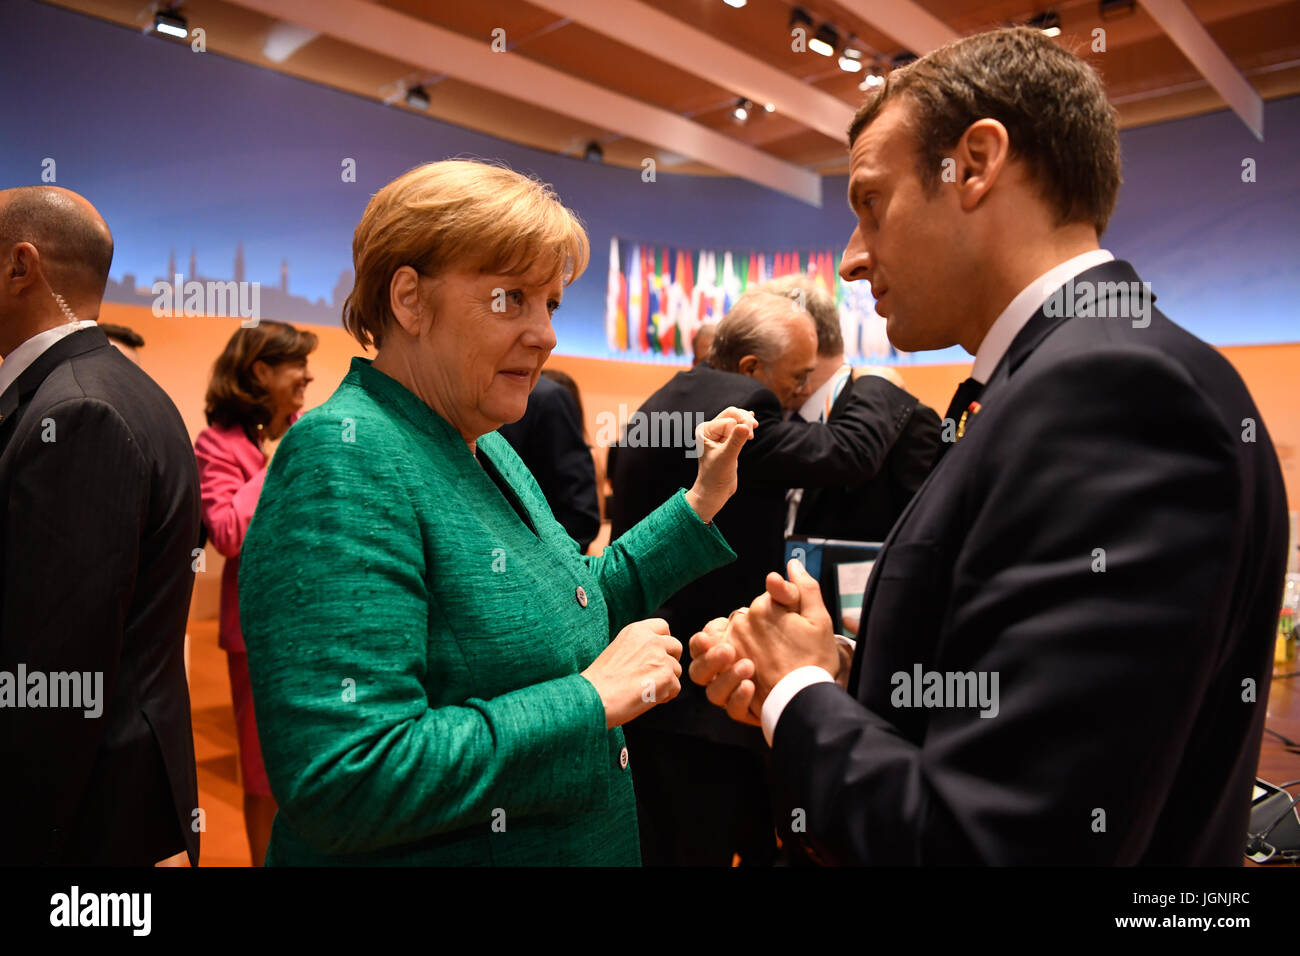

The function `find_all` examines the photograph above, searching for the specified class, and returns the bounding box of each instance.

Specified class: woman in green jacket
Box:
[238,159,756,865]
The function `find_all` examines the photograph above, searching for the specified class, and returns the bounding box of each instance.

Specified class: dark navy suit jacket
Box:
[773,261,1288,864]
[0,326,200,864]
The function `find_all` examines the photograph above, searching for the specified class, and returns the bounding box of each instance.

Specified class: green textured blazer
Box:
[238,357,734,866]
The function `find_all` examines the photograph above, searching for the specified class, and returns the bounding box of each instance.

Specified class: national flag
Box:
[639,245,651,352]
[605,238,627,351]
[627,243,642,353]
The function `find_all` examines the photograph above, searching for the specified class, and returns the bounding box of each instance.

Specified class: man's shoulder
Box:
[1026,308,1253,417]
[32,345,188,451]
[647,364,772,411]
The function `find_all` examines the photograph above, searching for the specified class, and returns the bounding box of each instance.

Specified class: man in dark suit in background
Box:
[692,27,1288,865]
[0,186,200,865]
[759,275,941,544]
[499,369,600,551]
[610,289,924,865]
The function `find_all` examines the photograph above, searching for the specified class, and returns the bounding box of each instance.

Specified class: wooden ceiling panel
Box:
[38,0,1300,187]
[1203,2,1300,71]
[646,0,902,81]
[509,17,738,115]
[377,0,562,44]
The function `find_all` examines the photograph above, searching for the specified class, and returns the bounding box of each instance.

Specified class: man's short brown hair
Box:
[849,27,1121,235]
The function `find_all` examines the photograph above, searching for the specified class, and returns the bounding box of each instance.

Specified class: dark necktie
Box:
[935,377,986,461]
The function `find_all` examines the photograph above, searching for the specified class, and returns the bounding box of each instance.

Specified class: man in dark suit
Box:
[610,289,924,865]
[499,371,600,551]
[793,375,939,543]
[0,186,200,865]
[691,27,1288,865]
[758,275,941,544]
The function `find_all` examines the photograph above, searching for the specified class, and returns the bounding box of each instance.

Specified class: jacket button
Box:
[575,586,588,608]
[619,746,629,770]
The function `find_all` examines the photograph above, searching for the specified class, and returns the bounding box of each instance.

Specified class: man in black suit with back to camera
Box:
[611,289,924,865]
[499,370,600,551]
[0,186,201,865]
[691,27,1288,865]
[758,275,941,544]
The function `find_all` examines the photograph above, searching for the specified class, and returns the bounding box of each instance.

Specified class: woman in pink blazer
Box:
[194,321,317,866]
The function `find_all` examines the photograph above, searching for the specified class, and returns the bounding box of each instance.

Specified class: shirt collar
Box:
[0,319,99,399]
[797,363,853,424]
[970,249,1114,384]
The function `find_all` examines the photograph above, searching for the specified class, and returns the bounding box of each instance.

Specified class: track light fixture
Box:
[809,24,838,57]
[152,6,188,39]
[405,85,430,110]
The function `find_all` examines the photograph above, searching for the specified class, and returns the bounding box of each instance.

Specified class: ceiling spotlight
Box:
[1028,11,1062,37]
[809,24,838,57]
[153,8,188,39]
[583,141,605,162]
[859,71,885,90]
[838,52,863,73]
[404,85,430,110]
[722,0,748,7]
[763,102,775,112]
[732,98,752,123]
[1099,0,1136,19]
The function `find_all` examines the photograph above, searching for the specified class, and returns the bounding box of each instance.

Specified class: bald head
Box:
[0,186,114,301]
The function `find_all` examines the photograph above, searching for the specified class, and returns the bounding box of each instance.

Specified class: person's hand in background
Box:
[685,405,757,524]
[582,618,683,728]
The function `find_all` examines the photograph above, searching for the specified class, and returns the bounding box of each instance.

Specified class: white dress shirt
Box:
[759,249,1116,747]
[784,364,855,535]
[0,319,99,399]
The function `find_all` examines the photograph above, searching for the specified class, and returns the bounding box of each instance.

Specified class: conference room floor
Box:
[184,617,1300,868]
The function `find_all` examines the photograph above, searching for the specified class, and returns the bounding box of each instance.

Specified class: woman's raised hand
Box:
[684,406,758,524]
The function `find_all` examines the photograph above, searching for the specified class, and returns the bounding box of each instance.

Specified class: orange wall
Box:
[102,302,1300,512]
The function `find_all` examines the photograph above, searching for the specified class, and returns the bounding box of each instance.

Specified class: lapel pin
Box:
[956,401,982,440]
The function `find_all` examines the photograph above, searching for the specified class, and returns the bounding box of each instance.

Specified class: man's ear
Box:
[388,266,427,337]
[5,243,41,291]
[736,355,761,378]
[951,118,1011,213]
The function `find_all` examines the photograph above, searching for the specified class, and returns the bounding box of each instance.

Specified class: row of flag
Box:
[604,238,842,356]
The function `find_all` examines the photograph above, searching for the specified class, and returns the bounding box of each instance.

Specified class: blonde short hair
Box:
[343,160,590,350]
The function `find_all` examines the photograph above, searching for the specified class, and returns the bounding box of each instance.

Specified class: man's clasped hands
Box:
[688,558,855,728]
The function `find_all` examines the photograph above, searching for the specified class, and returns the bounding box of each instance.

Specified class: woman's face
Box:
[255,358,312,439]
[414,263,562,440]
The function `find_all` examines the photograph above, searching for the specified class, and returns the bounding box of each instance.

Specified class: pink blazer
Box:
[194,423,268,653]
